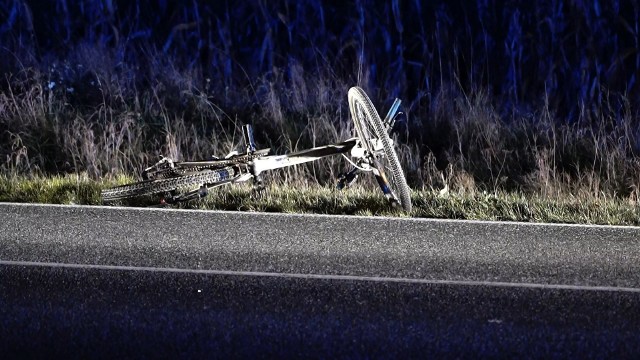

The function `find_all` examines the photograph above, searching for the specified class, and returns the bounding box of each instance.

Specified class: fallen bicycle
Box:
[101,87,412,212]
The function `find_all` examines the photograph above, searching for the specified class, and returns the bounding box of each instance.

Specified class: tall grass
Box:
[1,0,640,204]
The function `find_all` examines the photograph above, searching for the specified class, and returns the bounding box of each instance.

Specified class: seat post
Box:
[242,124,264,190]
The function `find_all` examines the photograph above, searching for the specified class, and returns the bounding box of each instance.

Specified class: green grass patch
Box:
[1,174,639,226]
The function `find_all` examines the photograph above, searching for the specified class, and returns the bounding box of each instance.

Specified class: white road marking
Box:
[2,260,640,293]
[3,201,640,229]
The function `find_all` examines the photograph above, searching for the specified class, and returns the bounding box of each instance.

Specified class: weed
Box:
[1,1,640,217]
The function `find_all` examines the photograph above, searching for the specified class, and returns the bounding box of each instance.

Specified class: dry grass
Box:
[2,174,639,226]
[2,64,640,213]
[2,1,640,220]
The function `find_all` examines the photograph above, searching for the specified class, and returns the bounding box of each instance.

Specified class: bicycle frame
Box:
[252,138,358,175]
[249,97,402,181]
[103,92,408,210]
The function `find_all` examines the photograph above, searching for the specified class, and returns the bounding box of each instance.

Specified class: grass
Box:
[2,2,640,224]
[2,174,639,226]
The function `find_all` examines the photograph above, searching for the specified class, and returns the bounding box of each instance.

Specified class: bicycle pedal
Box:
[147,197,171,208]
[337,178,348,190]
[251,184,267,199]
[337,172,358,190]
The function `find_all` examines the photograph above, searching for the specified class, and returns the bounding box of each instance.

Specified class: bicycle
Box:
[101,86,412,212]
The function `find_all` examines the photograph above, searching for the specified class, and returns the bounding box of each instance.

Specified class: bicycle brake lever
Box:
[389,111,404,130]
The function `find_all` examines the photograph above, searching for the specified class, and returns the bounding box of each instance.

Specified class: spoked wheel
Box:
[101,167,236,202]
[348,86,412,212]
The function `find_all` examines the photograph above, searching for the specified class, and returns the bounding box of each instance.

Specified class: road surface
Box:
[1,203,640,358]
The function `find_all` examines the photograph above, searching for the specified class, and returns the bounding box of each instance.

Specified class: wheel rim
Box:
[349,87,411,212]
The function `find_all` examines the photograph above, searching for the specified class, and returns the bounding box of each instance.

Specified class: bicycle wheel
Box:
[348,87,412,212]
[102,167,236,202]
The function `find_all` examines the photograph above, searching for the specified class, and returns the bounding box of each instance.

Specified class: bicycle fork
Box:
[371,159,400,208]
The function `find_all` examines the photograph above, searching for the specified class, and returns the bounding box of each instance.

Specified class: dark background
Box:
[2,0,640,192]
[3,0,639,118]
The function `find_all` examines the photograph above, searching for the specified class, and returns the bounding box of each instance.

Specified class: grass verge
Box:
[1,174,639,226]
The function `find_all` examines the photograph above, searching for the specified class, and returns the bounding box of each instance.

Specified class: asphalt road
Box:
[2,203,640,358]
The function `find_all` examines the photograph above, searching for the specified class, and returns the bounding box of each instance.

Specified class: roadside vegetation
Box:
[2,174,640,226]
[1,1,640,225]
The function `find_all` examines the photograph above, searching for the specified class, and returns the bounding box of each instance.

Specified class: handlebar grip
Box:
[383,98,402,129]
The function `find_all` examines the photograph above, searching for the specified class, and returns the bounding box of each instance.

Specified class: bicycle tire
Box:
[348,86,412,212]
[102,167,236,202]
